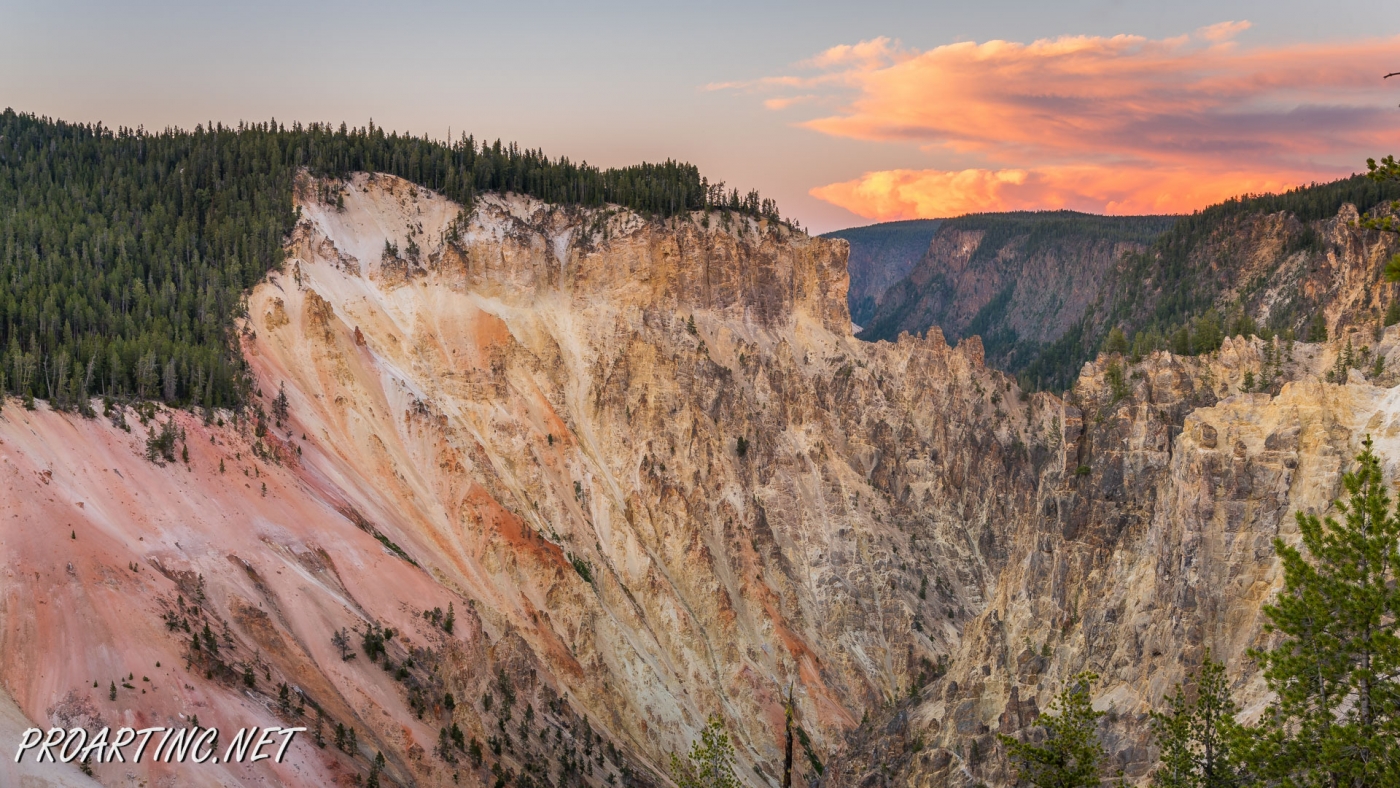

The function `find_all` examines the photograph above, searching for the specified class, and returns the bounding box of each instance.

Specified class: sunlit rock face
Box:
[829,332,1400,787]
[260,173,1041,784]
[2,173,1024,787]
[5,173,1396,787]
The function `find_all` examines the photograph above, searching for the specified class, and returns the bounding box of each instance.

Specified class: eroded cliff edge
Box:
[2,173,1397,787]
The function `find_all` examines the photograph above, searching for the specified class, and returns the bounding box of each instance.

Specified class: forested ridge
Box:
[940,177,1400,391]
[1016,174,1400,391]
[1111,174,1400,334]
[0,109,784,411]
[856,211,1174,368]
[940,210,1174,267]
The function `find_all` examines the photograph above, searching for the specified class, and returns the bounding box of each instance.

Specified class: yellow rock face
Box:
[4,173,1395,787]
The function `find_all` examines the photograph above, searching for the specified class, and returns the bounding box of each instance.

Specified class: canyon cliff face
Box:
[862,228,1138,350]
[828,331,1400,787]
[1119,204,1400,342]
[0,174,1021,787]
[858,213,1174,375]
[821,220,942,328]
[3,173,1399,788]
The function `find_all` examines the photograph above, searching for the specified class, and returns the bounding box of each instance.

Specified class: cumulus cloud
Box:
[799,37,908,70]
[722,23,1400,218]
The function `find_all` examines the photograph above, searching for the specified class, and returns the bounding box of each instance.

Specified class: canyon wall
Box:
[829,332,1400,786]
[1,174,1022,787]
[3,173,1399,787]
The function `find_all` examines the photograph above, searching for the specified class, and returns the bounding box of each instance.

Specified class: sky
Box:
[3,1,1399,232]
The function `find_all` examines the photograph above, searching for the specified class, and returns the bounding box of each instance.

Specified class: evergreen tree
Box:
[1171,326,1192,357]
[999,672,1112,788]
[1307,313,1329,343]
[272,383,289,424]
[1150,655,1240,788]
[670,715,739,788]
[1234,437,1400,787]
[1361,155,1400,281]
[1191,310,1224,355]
[1103,327,1129,356]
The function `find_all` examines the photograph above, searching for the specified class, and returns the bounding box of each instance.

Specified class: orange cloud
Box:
[723,24,1400,218]
[811,166,1315,220]
[801,36,910,70]
[763,95,819,110]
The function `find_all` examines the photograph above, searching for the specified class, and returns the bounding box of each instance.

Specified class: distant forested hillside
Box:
[0,110,783,410]
[858,211,1174,370]
[822,219,942,326]
[853,176,1400,392]
[1016,175,1400,390]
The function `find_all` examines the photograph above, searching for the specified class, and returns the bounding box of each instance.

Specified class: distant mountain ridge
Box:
[821,219,943,326]
[857,211,1175,371]
[848,176,1400,390]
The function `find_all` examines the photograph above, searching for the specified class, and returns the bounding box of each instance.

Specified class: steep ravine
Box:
[4,173,1399,788]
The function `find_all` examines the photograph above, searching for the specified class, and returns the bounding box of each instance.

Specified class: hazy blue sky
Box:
[3,1,1398,231]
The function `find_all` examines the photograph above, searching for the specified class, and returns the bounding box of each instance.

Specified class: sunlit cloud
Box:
[763,95,820,110]
[810,166,1315,221]
[1197,20,1252,42]
[719,23,1400,218]
[799,37,909,70]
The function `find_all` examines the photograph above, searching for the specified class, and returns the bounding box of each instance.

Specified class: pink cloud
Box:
[1197,20,1252,42]
[763,95,820,110]
[800,37,907,70]
[720,24,1400,217]
[810,166,1318,220]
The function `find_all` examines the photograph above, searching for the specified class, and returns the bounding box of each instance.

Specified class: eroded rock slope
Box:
[2,174,1025,787]
[5,173,1400,788]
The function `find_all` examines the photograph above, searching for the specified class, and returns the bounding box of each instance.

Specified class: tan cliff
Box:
[1,174,1017,787]
[4,173,1399,788]
[826,332,1400,787]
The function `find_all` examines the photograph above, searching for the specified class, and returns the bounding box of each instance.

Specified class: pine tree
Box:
[1307,313,1329,343]
[1172,326,1192,356]
[332,627,354,660]
[999,672,1112,788]
[1362,155,1400,280]
[1103,327,1129,356]
[1150,654,1240,788]
[273,384,289,425]
[1234,437,1400,786]
[670,715,739,788]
